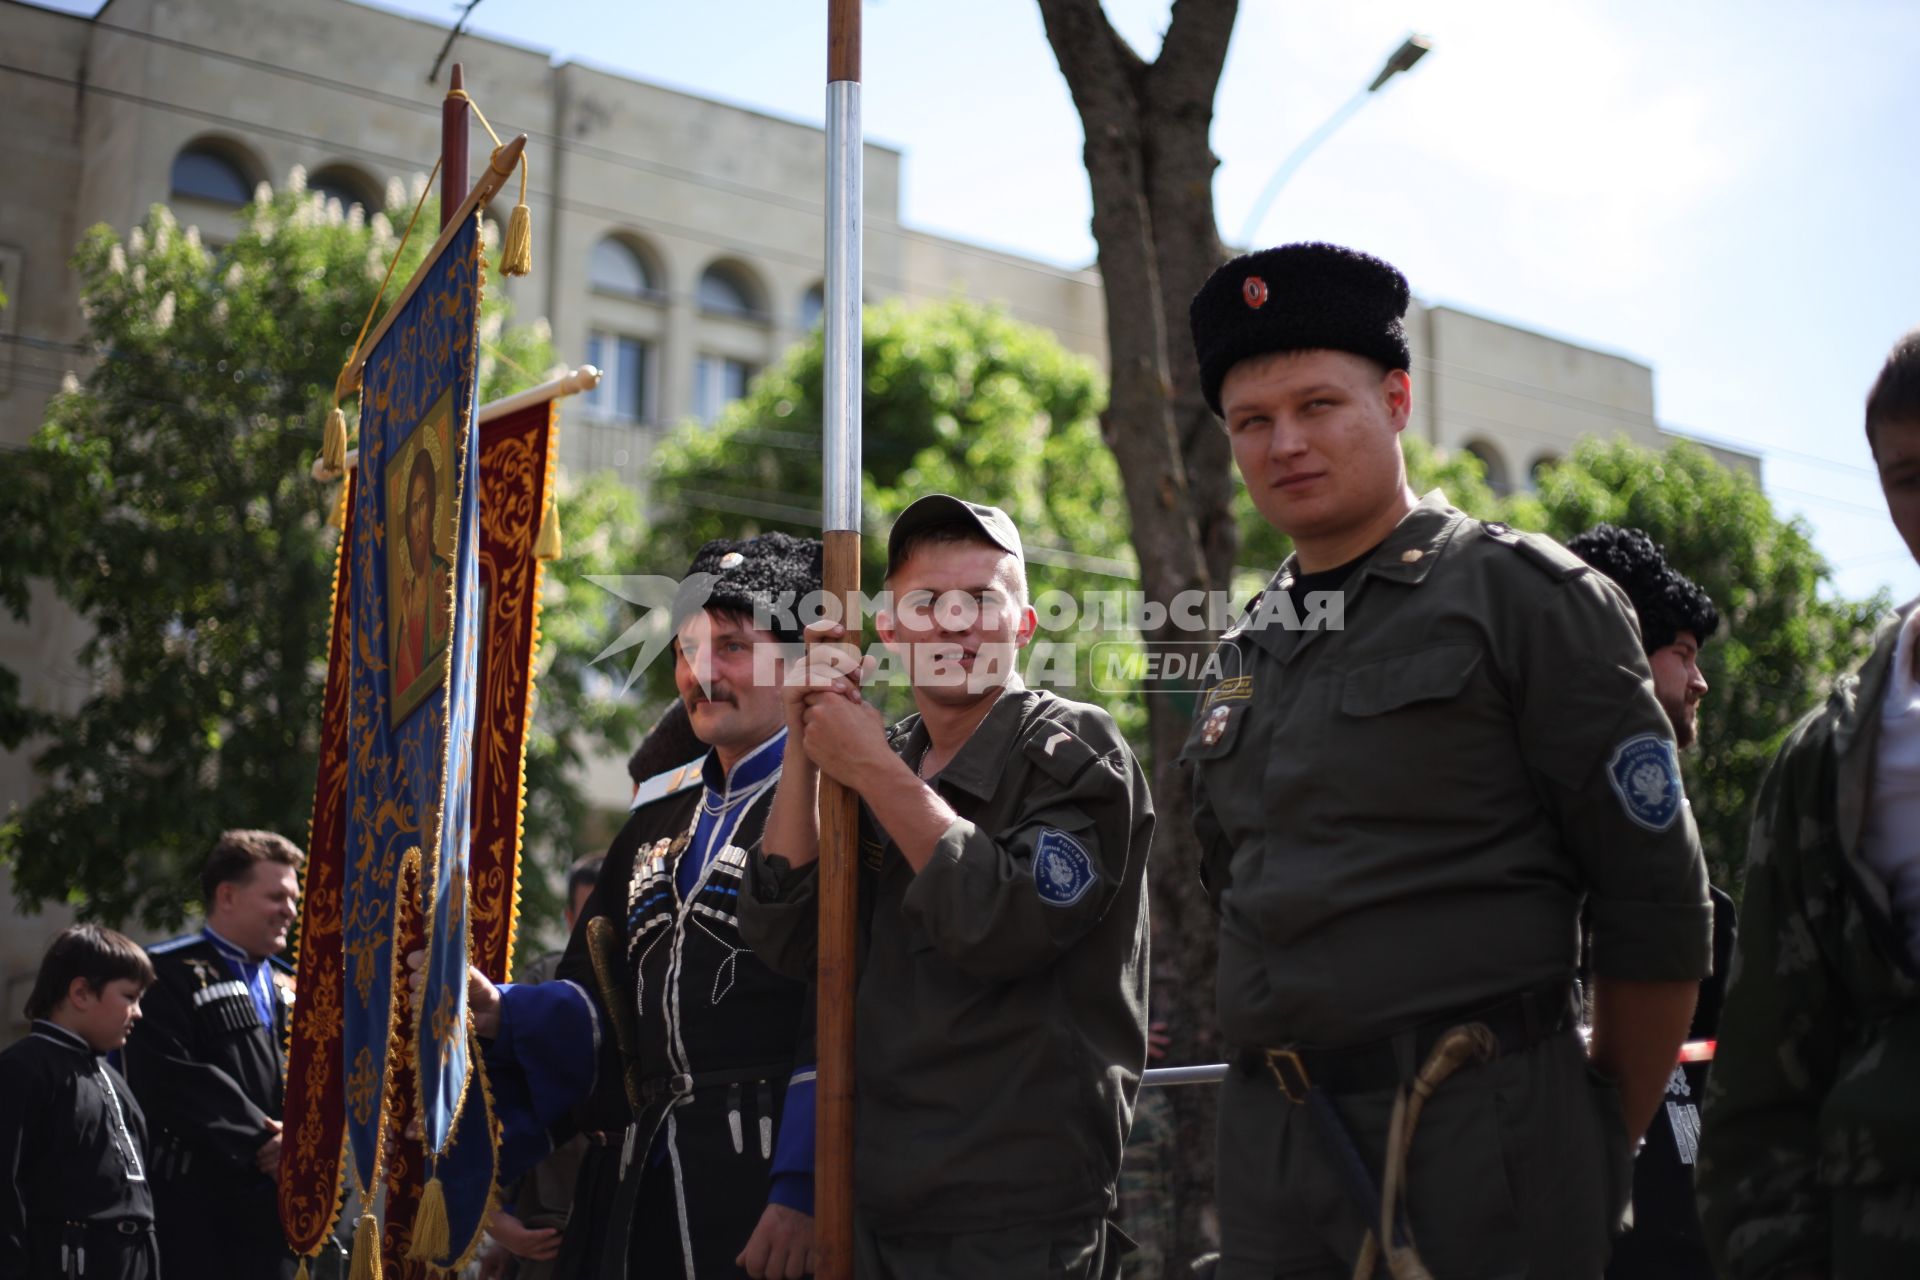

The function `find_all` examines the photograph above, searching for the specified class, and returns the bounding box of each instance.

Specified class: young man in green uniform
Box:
[739,495,1154,1280]
[1184,243,1712,1279]
[1696,330,1920,1279]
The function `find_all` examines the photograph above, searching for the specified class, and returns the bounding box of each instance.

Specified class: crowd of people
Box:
[4,243,1917,1280]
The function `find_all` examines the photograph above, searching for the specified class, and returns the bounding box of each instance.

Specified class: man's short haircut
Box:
[1866,328,1920,453]
[202,829,305,905]
[885,522,1030,606]
[565,854,601,903]
[1565,524,1719,654]
[24,923,155,1020]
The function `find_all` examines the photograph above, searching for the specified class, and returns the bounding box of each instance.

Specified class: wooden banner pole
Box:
[817,0,864,1275]
[443,63,469,233]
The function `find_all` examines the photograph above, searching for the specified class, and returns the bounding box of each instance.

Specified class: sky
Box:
[36,0,1920,604]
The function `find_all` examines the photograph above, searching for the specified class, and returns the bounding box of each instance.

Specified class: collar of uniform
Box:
[1257,491,1458,603]
[1352,489,1462,587]
[202,924,264,969]
[29,1019,95,1056]
[908,683,1038,801]
[699,726,787,802]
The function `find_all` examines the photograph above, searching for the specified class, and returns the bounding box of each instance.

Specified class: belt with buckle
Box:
[1238,981,1576,1100]
[66,1218,152,1236]
[637,1061,791,1107]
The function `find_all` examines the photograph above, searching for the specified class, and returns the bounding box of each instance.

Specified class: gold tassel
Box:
[348,1212,382,1280]
[500,202,532,277]
[295,1258,310,1280]
[322,403,349,476]
[534,497,562,561]
[408,1175,451,1263]
[499,155,532,277]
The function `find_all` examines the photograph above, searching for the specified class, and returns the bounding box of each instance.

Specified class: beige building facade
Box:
[0,0,1755,1028]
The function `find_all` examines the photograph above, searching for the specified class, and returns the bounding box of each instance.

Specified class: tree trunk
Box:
[1037,1,1239,1271]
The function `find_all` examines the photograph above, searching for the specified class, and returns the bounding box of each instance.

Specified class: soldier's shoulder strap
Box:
[147,932,206,957]
[1475,520,1590,583]
[629,758,706,812]
[1021,696,1121,790]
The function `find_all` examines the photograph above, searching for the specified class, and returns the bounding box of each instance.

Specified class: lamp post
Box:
[1236,34,1432,248]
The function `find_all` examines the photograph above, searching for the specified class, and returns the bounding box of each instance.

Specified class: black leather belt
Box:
[65,1218,152,1236]
[637,1061,791,1108]
[1236,982,1577,1101]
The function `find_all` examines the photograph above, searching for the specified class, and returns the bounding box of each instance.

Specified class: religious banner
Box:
[342,209,488,1263]
[279,473,356,1267]
[396,396,563,1269]
[469,398,561,981]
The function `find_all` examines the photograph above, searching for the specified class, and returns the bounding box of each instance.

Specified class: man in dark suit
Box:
[125,829,302,1279]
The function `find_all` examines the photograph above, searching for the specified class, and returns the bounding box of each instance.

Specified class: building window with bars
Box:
[693,354,756,423]
[585,332,653,424]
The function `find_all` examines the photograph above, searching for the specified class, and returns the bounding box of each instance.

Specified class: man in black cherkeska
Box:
[471,532,823,1280]
[123,829,302,1280]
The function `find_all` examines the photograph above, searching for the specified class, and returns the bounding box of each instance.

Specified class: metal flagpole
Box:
[817,1,863,1275]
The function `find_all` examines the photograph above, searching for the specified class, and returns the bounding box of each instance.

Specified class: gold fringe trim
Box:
[407,1175,451,1262]
[533,495,561,561]
[348,1212,383,1280]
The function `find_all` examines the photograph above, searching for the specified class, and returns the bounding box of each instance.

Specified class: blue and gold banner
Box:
[342,210,486,1235]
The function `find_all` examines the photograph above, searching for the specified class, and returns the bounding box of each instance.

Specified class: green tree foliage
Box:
[0,180,647,928]
[642,298,1142,732]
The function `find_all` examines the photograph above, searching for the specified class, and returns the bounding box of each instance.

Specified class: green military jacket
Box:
[1696,605,1920,1279]
[1186,492,1712,1049]
[738,684,1154,1234]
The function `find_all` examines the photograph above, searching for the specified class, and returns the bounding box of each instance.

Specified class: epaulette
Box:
[629,759,705,812]
[1478,520,1588,582]
[270,954,296,976]
[1023,718,1108,788]
[147,933,205,956]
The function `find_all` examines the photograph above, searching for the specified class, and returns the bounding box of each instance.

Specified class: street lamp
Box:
[1236,33,1433,248]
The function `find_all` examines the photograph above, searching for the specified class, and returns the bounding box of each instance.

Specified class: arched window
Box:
[590,237,654,298]
[799,283,826,329]
[309,165,379,214]
[1530,453,1561,490]
[1462,439,1512,496]
[697,261,764,320]
[170,142,254,207]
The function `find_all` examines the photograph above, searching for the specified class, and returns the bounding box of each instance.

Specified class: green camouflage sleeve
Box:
[1696,723,1842,1279]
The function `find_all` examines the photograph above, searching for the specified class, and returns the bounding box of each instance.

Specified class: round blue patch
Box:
[1034,828,1097,907]
[1607,733,1684,832]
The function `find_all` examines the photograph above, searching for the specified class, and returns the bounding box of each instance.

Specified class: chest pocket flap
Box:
[1341,644,1482,717]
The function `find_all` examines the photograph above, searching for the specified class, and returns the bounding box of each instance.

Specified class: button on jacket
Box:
[739,685,1154,1235]
[1186,492,1712,1051]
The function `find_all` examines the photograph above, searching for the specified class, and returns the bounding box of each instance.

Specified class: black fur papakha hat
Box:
[671,530,823,645]
[1189,242,1412,415]
[1565,524,1719,654]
